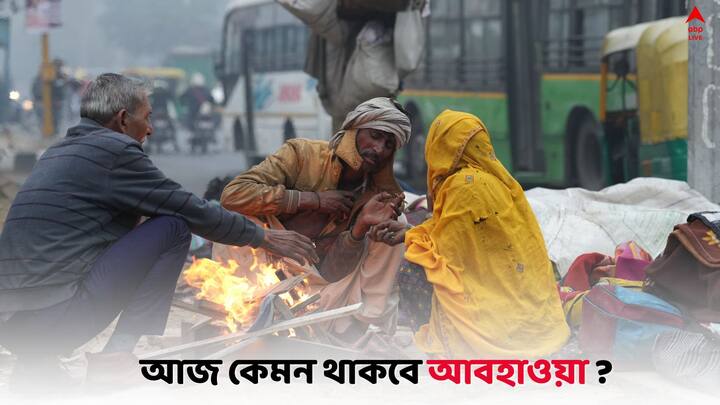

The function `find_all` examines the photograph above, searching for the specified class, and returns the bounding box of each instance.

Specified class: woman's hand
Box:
[368,220,408,246]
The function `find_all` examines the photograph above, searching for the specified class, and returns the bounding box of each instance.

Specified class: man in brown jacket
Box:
[218,97,410,342]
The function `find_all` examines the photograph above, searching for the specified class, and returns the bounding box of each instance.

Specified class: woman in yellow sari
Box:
[371,110,569,358]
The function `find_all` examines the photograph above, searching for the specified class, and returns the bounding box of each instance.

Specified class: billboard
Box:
[25,0,61,33]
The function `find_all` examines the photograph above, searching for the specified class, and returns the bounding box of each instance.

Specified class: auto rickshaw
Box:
[600,17,687,183]
[122,67,186,153]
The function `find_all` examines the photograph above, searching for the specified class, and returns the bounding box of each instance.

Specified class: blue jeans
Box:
[0,216,190,356]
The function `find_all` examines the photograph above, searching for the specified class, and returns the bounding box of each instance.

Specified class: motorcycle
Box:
[146,112,179,154]
[188,102,217,154]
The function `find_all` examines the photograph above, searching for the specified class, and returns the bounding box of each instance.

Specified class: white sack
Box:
[527,177,720,276]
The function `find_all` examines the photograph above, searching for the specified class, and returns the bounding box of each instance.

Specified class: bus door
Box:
[503,0,544,173]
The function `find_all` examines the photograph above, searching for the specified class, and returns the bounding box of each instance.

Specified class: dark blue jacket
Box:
[0,118,263,313]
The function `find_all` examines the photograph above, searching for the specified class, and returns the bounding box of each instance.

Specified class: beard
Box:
[360,151,382,173]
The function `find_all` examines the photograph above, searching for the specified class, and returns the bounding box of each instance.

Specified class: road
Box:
[148,126,248,196]
[2,124,249,197]
[151,150,247,197]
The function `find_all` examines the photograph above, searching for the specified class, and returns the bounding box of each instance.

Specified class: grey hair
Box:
[80,73,150,124]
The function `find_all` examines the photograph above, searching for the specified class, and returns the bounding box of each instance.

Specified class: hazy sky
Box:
[9,0,230,97]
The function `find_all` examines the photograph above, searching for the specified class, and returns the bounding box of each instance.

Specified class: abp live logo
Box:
[687,6,705,41]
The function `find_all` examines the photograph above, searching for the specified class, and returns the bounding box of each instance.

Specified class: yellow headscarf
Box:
[405,110,569,358]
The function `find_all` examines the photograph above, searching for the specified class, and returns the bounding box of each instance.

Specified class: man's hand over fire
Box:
[259,229,320,266]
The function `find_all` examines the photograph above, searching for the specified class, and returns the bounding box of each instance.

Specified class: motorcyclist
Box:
[180,73,214,130]
[149,79,179,152]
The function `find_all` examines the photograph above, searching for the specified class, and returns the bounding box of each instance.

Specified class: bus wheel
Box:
[574,118,606,191]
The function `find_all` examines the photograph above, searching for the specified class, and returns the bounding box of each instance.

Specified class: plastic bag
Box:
[394,0,426,75]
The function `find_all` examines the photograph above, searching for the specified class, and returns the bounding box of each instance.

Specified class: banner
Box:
[25,0,61,33]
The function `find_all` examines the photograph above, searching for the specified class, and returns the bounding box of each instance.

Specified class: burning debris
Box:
[183,248,312,333]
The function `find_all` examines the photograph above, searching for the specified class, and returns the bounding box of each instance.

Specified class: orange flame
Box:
[183,249,308,333]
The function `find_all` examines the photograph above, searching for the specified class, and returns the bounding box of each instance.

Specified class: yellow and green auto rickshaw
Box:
[600,17,687,183]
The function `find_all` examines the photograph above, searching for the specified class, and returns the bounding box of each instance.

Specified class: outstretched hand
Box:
[351,192,404,240]
[368,220,408,246]
[259,228,320,266]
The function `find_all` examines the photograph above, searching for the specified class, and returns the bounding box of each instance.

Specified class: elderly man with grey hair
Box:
[0,73,317,390]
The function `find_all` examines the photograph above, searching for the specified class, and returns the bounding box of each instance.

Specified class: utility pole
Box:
[40,32,54,138]
[242,30,256,154]
[688,0,720,202]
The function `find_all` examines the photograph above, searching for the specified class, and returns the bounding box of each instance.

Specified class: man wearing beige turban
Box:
[217,98,411,342]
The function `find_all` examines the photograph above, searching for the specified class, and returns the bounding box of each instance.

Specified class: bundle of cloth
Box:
[558,241,652,328]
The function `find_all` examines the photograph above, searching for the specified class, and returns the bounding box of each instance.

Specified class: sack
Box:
[337,0,410,20]
[644,212,720,322]
[311,37,354,119]
[278,0,348,44]
[337,20,399,117]
[579,284,685,364]
[394,0,426,75]
[559,241,651,329]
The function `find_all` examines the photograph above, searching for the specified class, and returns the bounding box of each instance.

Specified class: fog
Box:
[9,0,230,96]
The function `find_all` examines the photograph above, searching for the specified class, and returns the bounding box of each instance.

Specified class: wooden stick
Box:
[251,274,308,302]
[172,299,226,320]
[273,296,310,340]
[139,303,362,360]
[202,338,258,360]
[289,293,320,315]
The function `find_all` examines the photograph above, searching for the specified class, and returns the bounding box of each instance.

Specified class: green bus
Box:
[397,0,686,191]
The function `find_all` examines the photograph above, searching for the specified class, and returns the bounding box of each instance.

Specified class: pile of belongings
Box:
[524,179,720,389]
[557,213,720,390]
[278,0,429,121]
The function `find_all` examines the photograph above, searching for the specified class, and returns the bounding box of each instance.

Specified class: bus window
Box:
[579,6,609,67]
[577,0,625,68]
[546,0,625,71]
[428,0,462,88]
[545,0,571,70]
[248,24,307,73]
[225,16,239,74]
[464,0,501,16]
[431,0,462,18]
[462,0,504,89]
[224,7,260,75]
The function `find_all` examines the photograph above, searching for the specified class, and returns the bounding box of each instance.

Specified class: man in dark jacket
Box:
[0,73,318,387]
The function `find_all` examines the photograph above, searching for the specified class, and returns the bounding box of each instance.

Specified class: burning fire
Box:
[183,249,308,333]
